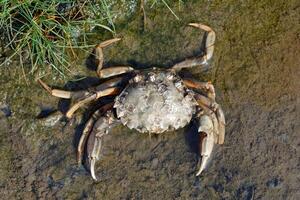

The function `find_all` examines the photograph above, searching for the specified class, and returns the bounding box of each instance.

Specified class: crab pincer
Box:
[195,94,226,145]
[86,111,118,181]
[197,115,215,176]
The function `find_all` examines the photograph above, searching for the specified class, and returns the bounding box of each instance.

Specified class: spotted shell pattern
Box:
[114,70,197,133]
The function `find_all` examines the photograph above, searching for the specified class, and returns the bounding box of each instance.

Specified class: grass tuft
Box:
[0,0,182,78]
[150,0,181,20]
[0,0,116,77]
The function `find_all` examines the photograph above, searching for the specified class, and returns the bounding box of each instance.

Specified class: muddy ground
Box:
[0,0,299,199]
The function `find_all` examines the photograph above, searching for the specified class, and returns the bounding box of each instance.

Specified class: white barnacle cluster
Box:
[115,71,197,133]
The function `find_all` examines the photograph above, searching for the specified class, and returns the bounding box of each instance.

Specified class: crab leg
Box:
[196,114,215,176]
[183,79,221,143]
[97,66,134,79]
[86,111,118,181]
[197,102,220,144]
[38,77,128,101]
[95,38,121,75]
[77,103,114,165]
[195,94,225,144]
[94,38,135,79]
[38,78,125,119]
[94,77,127,90]
[66,87,120,118]
[183,79,216,101]
[38,79,74,99]
[172,23,215,71]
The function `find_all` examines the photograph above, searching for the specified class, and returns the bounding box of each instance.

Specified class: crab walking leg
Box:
[66,87,120,118]
[77,103,114,165]
[97,66,134,79]
[172,23,215,71]
[94,77,126,91]
[196,115,215,176]
[38,79,73,99]
[38,77,127,101]
[72,77,127,100]
[95,38,121,75]
[172,58,209,72]
[86,111,118,180]
[94,38,134,79]
[72,77,127,101]
[182,79,216,101]
[189,23,215,61]
[195,94,226,144]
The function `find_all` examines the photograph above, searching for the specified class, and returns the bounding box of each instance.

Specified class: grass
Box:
[150,0,181,20]
[0,0,116,78]
[0,0,181,78]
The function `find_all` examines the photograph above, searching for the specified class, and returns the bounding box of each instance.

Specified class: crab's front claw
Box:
[196,115,215,176]
[87,129,104,181]
[86,111,116,181]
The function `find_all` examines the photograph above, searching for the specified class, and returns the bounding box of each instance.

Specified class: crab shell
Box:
[114,70,198,133]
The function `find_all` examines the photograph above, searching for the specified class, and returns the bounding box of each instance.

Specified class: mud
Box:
[0,0,299,199]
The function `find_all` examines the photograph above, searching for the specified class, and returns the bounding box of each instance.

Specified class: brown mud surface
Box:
[0,0,299,199]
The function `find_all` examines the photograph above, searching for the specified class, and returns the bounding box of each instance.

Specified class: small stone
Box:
[151,158,159,169]
[236,185,255,200]
[39,111,63,127]
[0,103,11,117]
[213,183,224,193]
[266,177,282,188]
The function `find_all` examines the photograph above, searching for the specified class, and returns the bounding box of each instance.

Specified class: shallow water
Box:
[0,0,299,199]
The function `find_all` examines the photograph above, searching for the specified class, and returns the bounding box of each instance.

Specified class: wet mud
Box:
[0,0,299,199]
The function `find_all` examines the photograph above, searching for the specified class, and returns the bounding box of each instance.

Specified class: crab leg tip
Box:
[188,22,202,28]
[98,38,122,48]
[37,79,52,94]
[188,23,213,32]
[188,22,197,26]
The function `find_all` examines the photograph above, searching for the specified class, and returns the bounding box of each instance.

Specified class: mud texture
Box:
[0,0,299,199]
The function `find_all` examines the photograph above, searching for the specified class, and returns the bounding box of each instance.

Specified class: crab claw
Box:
[196,115,215,176]
[87,130,104,181]
[86,112,116,181]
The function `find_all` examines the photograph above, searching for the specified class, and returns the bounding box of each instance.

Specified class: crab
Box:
[38,23,225,181]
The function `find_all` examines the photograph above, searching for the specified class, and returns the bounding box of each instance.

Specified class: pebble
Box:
[266,177,282,188]
[236,185,255,200]
[39,111,63,127]
[151,158,159,169]
[0,103,11,117]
